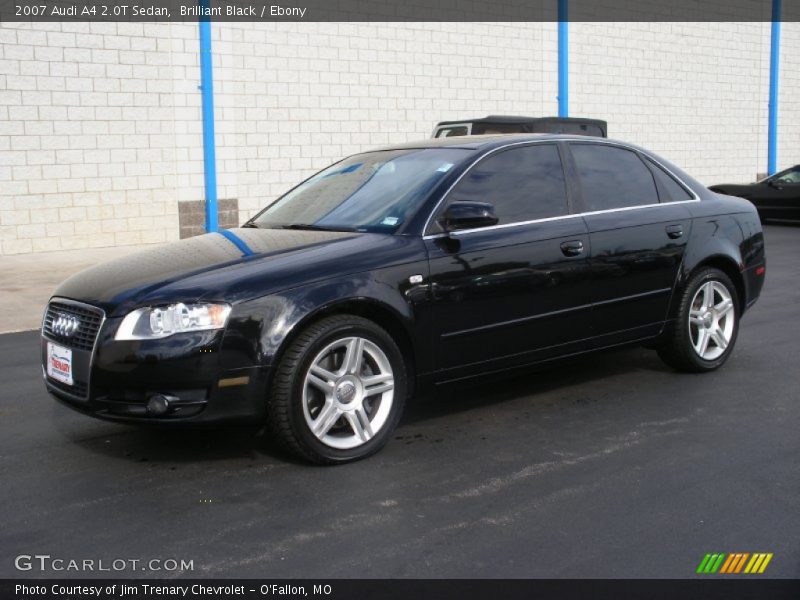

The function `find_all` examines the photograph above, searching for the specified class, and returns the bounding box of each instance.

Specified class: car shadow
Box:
[402,344,670,424]
[59,343,671,466]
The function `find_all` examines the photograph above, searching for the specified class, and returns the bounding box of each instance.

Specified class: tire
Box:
[267,314,407,464]
[657,267,740,373]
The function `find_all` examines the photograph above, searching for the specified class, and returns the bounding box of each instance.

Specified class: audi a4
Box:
[42,135,766,463]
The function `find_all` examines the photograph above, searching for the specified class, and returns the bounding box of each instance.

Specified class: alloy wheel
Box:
[688,280,735,361]
[302,336,395,450]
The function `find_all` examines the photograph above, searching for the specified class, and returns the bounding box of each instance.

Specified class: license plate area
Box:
[47,342,73,386]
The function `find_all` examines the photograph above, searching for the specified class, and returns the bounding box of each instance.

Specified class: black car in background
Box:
[710,165,800,221]
[42,134,766,464]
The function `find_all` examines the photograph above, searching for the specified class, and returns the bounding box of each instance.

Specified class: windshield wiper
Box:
[241,222,259,228]
[282,223,357,232]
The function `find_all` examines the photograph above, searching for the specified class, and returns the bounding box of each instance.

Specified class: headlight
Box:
[115,303,232,340]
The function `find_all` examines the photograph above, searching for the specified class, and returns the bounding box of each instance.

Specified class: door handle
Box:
[560,240,584,257]
[665,224,683,239]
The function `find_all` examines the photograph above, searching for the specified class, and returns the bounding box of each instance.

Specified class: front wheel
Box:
[267,315,407,464]
[657,267,740,372]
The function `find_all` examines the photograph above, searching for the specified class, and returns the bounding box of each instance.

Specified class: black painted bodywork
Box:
[41,134,766,424]
[710,168,800,222]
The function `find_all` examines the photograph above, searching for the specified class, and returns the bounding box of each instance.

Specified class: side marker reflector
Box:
[218,376,250,388]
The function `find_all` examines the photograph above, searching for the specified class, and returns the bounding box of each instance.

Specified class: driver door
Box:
[425,143,593,379]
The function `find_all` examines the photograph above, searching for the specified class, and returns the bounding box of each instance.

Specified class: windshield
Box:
[250,148,470,233]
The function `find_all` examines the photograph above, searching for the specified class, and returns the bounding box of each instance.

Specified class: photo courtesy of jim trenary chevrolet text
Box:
[0,0,798,598]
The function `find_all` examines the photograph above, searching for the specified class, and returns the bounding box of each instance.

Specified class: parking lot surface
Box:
[1,225,798,579]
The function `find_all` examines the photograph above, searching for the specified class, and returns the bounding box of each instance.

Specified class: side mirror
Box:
[767,179,783,190]
[439,201,499,232]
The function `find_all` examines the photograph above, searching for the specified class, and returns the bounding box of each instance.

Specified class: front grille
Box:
[43,300,104,351]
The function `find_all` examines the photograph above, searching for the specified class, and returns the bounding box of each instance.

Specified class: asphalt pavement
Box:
[1,224,798,579]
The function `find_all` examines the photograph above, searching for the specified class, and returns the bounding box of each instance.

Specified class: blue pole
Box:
[199,1,218,233]
[767,0,781,176]
[557,0,569,117]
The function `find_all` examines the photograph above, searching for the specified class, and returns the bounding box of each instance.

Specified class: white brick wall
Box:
[569,22,773,186]
[778,22,800,178]
[0,21,198,254]
[212,22,555,218]
[0,20,794,256]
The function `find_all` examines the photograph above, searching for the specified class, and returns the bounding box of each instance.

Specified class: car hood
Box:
[53,228,421,316]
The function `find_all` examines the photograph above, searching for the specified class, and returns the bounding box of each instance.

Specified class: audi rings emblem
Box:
[53,313,81,337]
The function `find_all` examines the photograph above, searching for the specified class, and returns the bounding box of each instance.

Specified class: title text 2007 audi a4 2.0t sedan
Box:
[42,135,766,463]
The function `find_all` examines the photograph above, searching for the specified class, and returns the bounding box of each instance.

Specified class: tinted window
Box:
[446,144,568,225]
[645,157,694,201]
[571,144,658,211]
[252,148,470,233]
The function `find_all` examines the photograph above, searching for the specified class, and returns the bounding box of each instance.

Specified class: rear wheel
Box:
[267,315,407,464]
[657,267,739,372]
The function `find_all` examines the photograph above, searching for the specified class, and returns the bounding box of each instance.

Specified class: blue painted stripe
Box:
[768,0,781,175]
[199,3,218,233]
[218,230,254,257]
[557,0,569,118]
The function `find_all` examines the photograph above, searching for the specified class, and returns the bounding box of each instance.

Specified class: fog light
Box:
[146,394,171,416]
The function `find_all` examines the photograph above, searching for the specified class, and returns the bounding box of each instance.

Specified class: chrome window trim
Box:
[41,297,106,401]
[421,137,701,238]
[422,199,700,240]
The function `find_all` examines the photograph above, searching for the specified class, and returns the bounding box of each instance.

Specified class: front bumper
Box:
[41,301,268,424]
[45,370,268,424]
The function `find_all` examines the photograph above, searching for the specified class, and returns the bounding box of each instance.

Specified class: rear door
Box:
[425,143,593,378]
[567,142,694,345]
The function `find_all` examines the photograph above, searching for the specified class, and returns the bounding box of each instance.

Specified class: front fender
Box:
[219,262,432,375]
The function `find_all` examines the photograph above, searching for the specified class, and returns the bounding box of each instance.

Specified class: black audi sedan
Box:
[710,165,800,221]
[42,135,766,463]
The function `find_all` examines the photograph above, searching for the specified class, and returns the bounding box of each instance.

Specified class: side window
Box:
[644,157,694,201]
[774,167,800,184]
[444,144,568,226]
[571,144,659,211]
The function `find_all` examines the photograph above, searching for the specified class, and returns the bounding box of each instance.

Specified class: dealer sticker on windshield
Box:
[47,342,73,386]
